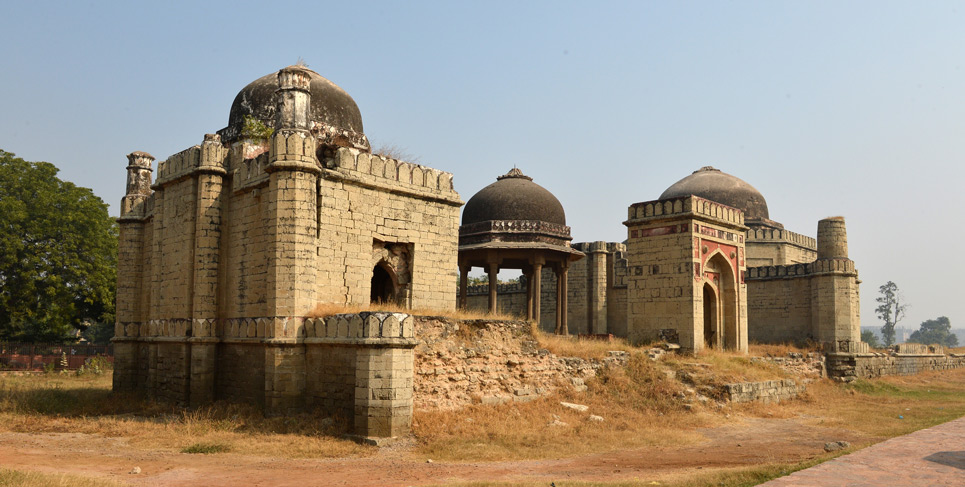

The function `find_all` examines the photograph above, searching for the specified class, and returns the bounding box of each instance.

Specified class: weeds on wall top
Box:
[241,115,274,140]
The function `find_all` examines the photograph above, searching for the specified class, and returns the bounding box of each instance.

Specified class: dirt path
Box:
[0,417,873,486]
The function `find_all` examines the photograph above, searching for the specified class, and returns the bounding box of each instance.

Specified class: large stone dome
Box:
[219,66,368,149]
[462,168,566,226]
[660,166,770,222]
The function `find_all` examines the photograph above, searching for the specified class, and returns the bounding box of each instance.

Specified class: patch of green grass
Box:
[181,441,232,454]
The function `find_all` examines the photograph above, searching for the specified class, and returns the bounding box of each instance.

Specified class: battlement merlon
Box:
[746,258,857,280]
[746,227,817,251]
[624,195,747,231]
[322,147,462,206]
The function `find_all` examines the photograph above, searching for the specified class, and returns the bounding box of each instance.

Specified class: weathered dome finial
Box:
[497,167,533,181]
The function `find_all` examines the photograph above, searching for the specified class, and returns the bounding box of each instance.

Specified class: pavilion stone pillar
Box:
[459,263,470,310]
[487,262,499,314]
[532,260,544,324]
[556,260,570,335]
[524,269,534,320]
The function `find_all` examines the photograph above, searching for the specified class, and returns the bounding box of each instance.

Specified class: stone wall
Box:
[113,312,418,438]
[721,379,806,404]
[826,353,965,382]
[745,227,817,267]
[413,317,628,410]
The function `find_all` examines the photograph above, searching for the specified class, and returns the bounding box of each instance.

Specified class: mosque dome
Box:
[462,168,567,226]
[660,166,770,222]
[220,66,368,148]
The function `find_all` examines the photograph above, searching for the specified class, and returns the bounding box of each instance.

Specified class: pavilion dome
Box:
[462,168,567,226]
[660,166,770,222]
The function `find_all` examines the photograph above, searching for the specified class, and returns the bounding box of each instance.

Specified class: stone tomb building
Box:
[113,66,462,437]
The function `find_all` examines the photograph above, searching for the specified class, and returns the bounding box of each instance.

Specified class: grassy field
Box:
[0,372,371,459]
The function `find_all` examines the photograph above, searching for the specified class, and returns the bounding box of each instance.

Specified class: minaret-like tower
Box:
[812,217,861,347]
[114,151,154,392]
[263,65,320,413]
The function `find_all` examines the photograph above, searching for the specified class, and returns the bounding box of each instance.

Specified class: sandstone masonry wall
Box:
[826,353,965,381]
[413,318,627,410]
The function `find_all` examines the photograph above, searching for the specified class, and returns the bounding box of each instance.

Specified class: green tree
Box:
[908,316,958,348]
[0,150,117,342]
[875,281,907,346]
[861,329,882,348]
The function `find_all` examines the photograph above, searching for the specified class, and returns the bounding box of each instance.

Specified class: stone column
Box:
[586,242,608,334]
[524,270,534,320]
[555,266,563,335]
[487,262,499,314]
[532,260,543,325]
[458,264,470,310]
[560,262,570,335]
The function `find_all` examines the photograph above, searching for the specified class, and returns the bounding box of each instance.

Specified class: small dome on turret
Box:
[660,166,770,223]
[462,168,567,226]
[218,65,369,150]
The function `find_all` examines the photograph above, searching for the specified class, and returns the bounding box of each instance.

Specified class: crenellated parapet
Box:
[323,147,460,205]
[627,195,745,228]
[746,228,817,250]
[746,258,857,281]
[153,139,229,189]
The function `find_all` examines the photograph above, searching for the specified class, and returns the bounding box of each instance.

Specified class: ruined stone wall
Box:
[465,282,528,318]
[745,228,817,267]
[413,317,627,410]
[826,353,965,381]
[721,379,805,404]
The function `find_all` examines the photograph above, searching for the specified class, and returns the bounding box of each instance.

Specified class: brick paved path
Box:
[760,416,965,486]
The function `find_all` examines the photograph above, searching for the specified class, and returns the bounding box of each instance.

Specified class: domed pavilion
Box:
[458,168,583,334]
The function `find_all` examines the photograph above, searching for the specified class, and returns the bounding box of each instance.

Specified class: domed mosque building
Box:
[113,65,464,438]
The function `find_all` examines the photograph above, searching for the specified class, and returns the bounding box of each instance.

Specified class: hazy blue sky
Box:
[2,1,962,332]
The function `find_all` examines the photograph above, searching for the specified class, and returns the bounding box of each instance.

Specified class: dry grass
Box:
[748,342,817,357]
[0,373,372,459]
[663,349,790,387]
[534,331,638,359]
[780,367,965,438]
[0,468,122,487]
[308,302,519,322]
[413,354,714,461]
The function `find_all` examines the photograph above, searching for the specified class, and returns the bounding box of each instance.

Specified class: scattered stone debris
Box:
[588,415,605,422]
[560,401,589,412]
[824,441,851,452]
[129,467,141,475]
